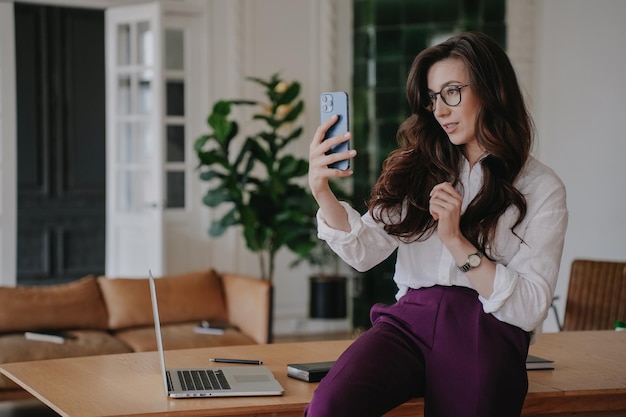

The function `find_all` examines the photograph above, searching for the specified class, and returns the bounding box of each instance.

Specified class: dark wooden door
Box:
[15,3,106,285]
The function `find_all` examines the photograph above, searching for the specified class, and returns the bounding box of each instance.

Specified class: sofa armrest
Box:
[220,273,272,344]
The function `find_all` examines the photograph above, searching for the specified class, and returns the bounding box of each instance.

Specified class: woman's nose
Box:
[433,96,450,117]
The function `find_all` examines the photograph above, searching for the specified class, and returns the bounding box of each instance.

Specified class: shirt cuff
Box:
[316,201,363,244]
[479,263,518,313]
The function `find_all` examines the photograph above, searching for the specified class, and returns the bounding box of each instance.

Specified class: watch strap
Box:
[458,252,483,273]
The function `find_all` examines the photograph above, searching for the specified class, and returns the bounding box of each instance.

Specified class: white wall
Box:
[533,0,626,331]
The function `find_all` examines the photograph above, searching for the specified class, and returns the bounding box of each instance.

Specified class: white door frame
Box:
[0,3,17,287]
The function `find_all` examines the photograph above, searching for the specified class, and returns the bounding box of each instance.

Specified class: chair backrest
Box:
[562,259,626,331]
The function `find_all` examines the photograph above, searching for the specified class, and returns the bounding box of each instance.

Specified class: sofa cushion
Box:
[114,322,257,352]
[0,330,133,389]
[0,276,109,333]
[98,269,228,330]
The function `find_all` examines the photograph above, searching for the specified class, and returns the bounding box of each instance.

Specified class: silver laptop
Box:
[148,270,284,398]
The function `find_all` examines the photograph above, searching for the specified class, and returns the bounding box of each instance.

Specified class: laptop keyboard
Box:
[178,369,231,391]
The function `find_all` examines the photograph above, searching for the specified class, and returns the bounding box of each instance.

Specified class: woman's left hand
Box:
[429,182,463,244]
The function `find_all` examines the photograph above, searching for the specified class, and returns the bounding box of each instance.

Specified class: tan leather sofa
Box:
[0,269,271,401]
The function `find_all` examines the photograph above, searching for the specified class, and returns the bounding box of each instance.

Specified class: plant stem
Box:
[268,249,275,285]
[259,252,268,281]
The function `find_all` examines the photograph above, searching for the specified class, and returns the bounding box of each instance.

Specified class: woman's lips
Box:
[442,122,458,134]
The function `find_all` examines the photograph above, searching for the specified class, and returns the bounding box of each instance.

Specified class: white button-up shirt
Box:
[317,156,568,337]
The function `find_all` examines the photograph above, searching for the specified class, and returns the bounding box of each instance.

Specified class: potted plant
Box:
[302,242,350,320]
[193,74,318,284]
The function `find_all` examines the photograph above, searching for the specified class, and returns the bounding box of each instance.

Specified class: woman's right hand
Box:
[308,114,356,232]
[308,114,355,199]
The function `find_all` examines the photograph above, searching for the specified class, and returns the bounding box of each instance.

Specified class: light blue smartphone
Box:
[320,92,350,170]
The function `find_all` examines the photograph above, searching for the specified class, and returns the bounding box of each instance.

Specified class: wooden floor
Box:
[0,398,60,417]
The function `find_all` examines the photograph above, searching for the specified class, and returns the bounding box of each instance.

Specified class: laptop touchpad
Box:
[234,375,270,383]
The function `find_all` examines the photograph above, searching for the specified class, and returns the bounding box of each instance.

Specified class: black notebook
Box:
[526,354,554,370]
[287,361,335,382]
[287,355,553,382]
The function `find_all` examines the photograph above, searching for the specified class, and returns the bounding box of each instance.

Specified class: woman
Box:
[306,32,568,417]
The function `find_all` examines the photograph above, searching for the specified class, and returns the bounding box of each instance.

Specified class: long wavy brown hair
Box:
[369,32,533,252]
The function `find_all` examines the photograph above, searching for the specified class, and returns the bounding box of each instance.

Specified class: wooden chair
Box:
[561,259,626,331]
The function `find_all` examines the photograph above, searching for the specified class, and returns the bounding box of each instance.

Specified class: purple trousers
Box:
[305,285,530,417]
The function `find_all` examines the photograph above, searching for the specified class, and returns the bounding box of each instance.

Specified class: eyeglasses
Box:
[425,84,470,112]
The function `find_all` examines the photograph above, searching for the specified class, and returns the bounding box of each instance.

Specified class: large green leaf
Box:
[223,121,239,149]
[277,155,307,178]
[248,193,276,221]
[209,207,239,237]
[282,126,304,144]
[281,100,304,123]
[252,114,280,129]
[199,170,225,182]
[203,187,233,207]
[286,236,317,257]
[246,76,274,89]
[233,138,253,171]
[193,134,212,152]
[230,100,258,106]
[211,100,231,117]
[247,139,272,168]
[208,113,232,143]
[276,82,300,105]
[196,149,228,168]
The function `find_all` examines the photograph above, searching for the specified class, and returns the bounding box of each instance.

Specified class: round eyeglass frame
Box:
[424,84,470,112]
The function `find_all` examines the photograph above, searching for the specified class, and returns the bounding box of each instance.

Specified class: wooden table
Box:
[1,330,625,417]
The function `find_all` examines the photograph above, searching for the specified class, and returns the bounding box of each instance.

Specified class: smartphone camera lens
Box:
[321,94,333,112]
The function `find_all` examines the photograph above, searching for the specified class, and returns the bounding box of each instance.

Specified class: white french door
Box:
[106,3,165,277]
[105,1,204,278]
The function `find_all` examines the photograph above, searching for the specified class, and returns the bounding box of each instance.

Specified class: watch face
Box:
[468,254,481,267]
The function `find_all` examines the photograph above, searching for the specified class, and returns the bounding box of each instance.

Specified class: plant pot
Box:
[309,274,347,319]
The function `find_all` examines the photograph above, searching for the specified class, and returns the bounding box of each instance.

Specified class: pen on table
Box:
[210,358,263,365]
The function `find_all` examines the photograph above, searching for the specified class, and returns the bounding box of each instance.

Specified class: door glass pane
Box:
[117,122,153,164]
[116,24,131,66]
[117,76,131,115]
[117,170,139,212]
[165,29,184,70]
[166,125,185,162]
[138,71,153,114]
[166,80,184,116]
[117,123,133,163]
[138,122,155,159]
[166,171,185,208]
[117,170,157,212]
[136,21,153,66]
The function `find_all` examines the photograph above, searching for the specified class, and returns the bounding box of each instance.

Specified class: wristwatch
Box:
[458,251,483,273]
